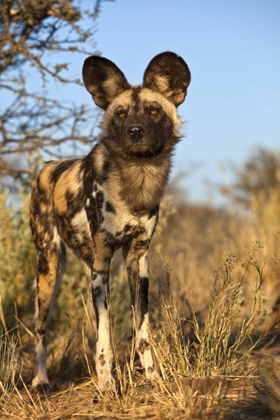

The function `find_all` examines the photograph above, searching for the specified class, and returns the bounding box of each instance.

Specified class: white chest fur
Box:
[70,181,157,247]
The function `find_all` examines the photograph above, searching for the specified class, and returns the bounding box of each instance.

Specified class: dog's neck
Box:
[88,141,173,213]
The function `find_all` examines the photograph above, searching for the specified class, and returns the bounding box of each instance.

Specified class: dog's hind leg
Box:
[32,230,65,391]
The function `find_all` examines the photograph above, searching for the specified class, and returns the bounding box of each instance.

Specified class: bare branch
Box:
[0,0,110,188]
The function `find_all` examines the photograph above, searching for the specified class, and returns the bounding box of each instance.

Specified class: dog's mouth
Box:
[128,143,149,152]
[126,143,162,158]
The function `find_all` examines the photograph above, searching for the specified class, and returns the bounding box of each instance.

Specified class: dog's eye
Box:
[117,112,126,119]
[150,109,157,115]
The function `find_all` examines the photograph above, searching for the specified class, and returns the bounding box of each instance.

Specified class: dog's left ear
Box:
[143,52,191,106]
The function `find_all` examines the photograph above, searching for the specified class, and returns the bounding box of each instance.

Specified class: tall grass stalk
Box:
[153,244,266,381]
[0,325,17,396]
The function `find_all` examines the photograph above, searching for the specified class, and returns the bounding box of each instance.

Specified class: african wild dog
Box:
[30,52,191,392]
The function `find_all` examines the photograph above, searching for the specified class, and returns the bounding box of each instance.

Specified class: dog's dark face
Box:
[103,87,181,157]
[82,52,191,158]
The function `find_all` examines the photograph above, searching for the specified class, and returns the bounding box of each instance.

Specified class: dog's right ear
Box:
[82,56,130,110]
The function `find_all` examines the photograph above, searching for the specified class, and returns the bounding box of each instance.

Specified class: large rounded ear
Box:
[143,52,191,106]
[82,56,130,110]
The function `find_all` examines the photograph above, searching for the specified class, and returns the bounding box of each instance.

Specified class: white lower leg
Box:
[95,340,114,390]
[94,286,114,390]
[136,313,159,380]
[32,336,49,387]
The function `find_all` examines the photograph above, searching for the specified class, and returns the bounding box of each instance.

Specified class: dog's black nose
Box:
[127,125,145,141]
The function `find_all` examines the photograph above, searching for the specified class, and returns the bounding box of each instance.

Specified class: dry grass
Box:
[0,345,279,419]
[0,377,261,420]
[0,329,17,397]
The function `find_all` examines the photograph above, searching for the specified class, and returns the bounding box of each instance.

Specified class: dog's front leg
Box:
[124,237,159,381]
[91,232,115,390]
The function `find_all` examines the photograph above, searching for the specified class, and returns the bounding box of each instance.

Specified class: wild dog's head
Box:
[82,52,191,158]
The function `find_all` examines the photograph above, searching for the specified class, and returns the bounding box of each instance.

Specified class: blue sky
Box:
[88,0,280,203]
